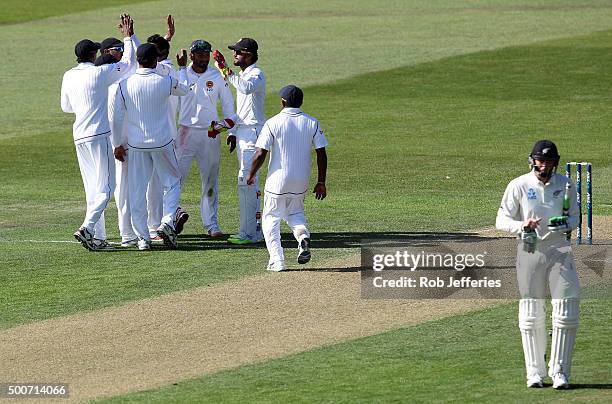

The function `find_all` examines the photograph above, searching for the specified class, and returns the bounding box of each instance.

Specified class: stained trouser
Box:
[262,192,310,264]
[234,125,263,241]
[516,239,580,379]
[176,126,222,233]
[114,153,137,242]
[128,142,181,241]
[76,136,115,240]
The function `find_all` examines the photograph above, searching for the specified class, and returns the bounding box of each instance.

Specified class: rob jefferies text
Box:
[360,238,519,299]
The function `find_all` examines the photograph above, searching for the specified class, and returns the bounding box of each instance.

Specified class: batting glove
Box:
[208,118,235,138]
[548,216,569,232]
[213,50,233,78]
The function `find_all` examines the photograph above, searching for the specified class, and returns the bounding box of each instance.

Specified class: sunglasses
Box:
[109,46,124,52]
[233,49,251,56]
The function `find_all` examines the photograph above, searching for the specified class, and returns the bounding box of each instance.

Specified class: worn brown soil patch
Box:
[1,216,610,402]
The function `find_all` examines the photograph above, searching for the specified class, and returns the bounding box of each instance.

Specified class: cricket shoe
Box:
[157,223,178,249]
[150,235,164,243]
[93,239,115,251]
[267,261,286,272]
[174,207,189,235]
[74,227,96,251]
[208,227,224,238]
[120,238,138,247]
[526,375,544,388]
[552,373,569,390]
[137,238,151,251]
[297,237,311,264]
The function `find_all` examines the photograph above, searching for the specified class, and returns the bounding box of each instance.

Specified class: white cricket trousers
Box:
[128,142,181,241]
[516,240,580,379]
[176,126,221,232]
[114,155,137,242]
[234,125,263,240]
[75,136,115,240]
[262,192,310,264]
[146,170,163,238]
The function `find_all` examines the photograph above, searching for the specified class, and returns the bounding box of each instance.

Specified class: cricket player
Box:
[61,15,136,251]
[496,140,580,389]
[145,31,185,240]
[213,38,265,244]
[246,85,328,272]
[109,43,188,250]
[175,39,236,237]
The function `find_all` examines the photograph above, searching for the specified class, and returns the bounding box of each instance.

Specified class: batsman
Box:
[496,140,581,389]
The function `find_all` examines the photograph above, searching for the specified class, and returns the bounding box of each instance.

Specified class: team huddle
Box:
[60,14,328,271]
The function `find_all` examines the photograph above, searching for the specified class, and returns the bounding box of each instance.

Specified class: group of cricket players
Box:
[62,13,581,391]
[61,14,327,267]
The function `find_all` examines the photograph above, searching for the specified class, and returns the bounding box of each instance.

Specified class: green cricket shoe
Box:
[227,236,256,245]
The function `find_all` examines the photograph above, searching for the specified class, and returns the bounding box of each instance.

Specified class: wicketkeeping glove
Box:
[208,118,235,138]
[213,50,233,78]
[548,216,569,232]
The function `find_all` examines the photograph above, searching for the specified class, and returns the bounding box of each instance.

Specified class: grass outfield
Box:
[2,26,612,329]
[1,0,611,401]
[99,300,612,403]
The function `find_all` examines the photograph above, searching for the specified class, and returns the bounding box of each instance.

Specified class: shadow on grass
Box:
[174,231,499,251]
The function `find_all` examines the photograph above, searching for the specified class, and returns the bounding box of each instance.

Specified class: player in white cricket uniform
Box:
[175,39,236,237]
[214,38,265,244]
[109,43,188,250]
[146,30,187,239]
[246,85,328,272]
[496,140,580,389]
[61,15,136,251]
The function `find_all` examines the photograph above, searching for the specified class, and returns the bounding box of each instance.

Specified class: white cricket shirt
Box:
[256,107,328,195]
[60,36,135,144]
[178,64,235,128]
[496,171,579,241]
[227,63,265,126]
[109,68,188,149]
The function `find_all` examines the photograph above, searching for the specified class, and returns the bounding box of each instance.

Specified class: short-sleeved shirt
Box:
[256,107,328,195]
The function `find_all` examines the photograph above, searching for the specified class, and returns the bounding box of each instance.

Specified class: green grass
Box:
[99,299,612,403]
[0,0,155,25]
[2,22,612,330]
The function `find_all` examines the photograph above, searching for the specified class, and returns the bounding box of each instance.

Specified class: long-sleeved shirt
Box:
[496,171,579,242]
[178,65,235,129]
[60,36,136,144]
[109,68,188,149]
[227,63,265,126]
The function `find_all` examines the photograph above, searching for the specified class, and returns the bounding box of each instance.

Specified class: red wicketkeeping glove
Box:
[208,118,235,138]
[213,50,232,77]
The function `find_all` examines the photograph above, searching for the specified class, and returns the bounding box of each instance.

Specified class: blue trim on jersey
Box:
[127,139,174,150]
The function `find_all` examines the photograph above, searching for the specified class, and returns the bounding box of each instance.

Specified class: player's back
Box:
[62,63,115,143]
[120,69,174,148]
[263,108,321,195]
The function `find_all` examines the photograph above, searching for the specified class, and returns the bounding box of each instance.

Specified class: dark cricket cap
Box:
[531,140,560,160]
[228,37,258,53]
[190,39,212,53]
[94,53,117,66]
[279,85,303,108]
[75,39,101,58]
[100,37,123,51]
[136,43,159,62]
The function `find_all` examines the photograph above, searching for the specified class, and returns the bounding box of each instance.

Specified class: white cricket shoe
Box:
[552,373,569,389]
[120,238,138,247]
[526,375,544,388]
[267,261,286,272]
[157,223,178,249]
[137,238,151,251]
[297,237,311,264]
[73,227,96,251]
